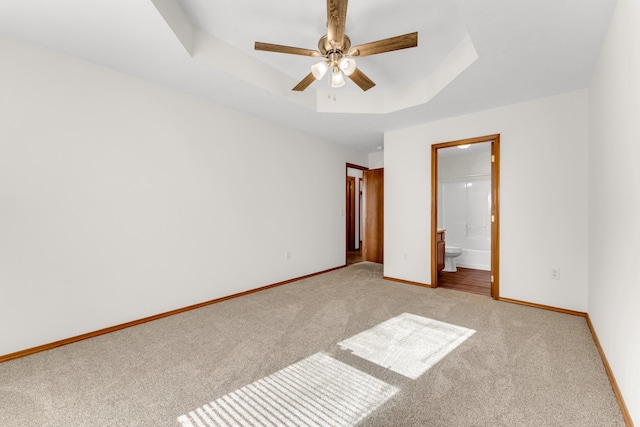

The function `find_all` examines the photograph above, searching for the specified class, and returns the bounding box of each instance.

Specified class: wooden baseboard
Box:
[3,271,634,426]
[0,265,345,364]
[383,276,432,288]
[497,297,587,317]
[499,297,633,426]
[586,315,634,427]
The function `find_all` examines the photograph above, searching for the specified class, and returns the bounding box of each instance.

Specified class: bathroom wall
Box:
[438,149,491,179]
[438,146,492,270]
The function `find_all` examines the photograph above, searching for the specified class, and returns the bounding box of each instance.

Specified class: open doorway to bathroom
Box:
[431,135,500,299]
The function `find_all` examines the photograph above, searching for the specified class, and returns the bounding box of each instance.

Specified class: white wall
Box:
[368,151,384,169]
[438,149,491,180]
[588,0,640,422]
[0,35,367,356]
[385,89,589,311]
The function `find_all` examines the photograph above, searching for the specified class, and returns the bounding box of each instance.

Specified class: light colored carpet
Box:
[0,262,625,426]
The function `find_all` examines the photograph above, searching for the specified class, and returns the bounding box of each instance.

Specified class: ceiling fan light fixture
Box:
[331,69,346,88]
[339,57,357,76]
[311,61,329,80]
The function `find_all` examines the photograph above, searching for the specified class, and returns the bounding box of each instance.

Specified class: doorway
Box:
[431,135,500,299]
[347,176,357,251]
[346,163,366,266]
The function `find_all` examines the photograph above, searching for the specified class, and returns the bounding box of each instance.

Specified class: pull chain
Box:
[325,67,338,101]
[327,72,331,98]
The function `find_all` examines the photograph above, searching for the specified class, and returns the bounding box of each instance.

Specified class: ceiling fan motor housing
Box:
[319,34,351,56]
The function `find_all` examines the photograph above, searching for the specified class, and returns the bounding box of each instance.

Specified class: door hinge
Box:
[491,215,495,223]
[491,154,495,162]
[490,275,494,282]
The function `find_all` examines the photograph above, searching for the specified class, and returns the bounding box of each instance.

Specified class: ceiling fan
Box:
[254,0,418,92]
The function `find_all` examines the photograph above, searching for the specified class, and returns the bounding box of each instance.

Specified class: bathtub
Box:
[455,248,491,271]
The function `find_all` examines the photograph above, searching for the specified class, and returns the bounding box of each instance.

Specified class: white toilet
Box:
[443,246,463,272]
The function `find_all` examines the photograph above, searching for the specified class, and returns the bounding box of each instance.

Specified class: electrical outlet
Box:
[550,268,560,280]
[285,251,291,260]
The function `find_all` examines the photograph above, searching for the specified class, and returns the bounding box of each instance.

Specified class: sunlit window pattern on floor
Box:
[177,352,398,427]
[338,313,476,379]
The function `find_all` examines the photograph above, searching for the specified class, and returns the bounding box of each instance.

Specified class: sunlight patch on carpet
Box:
[338,313,476,379]
[177,352,398,427]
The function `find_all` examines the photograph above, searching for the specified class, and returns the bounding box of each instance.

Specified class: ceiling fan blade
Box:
[350,32,418,57]
[255,42,321,57]
[347,68,376,91]
[326,0,348,49]
[292,73,317,91]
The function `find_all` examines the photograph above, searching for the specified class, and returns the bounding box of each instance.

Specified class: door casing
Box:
[430,134,501,299]
[346,163,368,265]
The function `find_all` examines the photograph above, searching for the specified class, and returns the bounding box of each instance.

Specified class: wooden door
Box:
[363,168,384,263]
[346,176,356,251]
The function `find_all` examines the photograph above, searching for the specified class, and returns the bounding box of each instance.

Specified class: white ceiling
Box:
[0,0,616,152]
